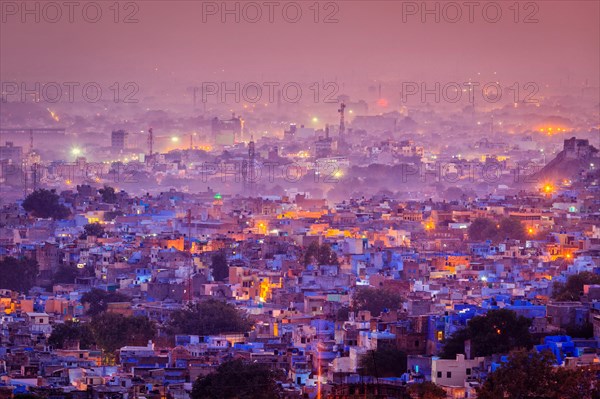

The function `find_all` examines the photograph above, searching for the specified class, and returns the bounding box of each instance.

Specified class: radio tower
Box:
[248,136,256,196]
[241,160,248,195]
[338,102,346,137]
[147,128,154,157]
[186,209,193,302]
[31,163,39,192]
[29,128,34,154]
[21,158,28,196]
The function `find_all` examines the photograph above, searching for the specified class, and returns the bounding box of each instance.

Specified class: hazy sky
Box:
[1,1,599,91]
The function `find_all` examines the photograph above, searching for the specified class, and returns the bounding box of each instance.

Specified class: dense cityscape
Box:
[0,1,599,398]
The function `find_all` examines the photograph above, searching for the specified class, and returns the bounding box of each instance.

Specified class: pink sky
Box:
[1,1,598,90]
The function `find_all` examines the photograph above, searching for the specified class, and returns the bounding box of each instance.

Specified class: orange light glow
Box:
[259,279,270,303]
[47,108,60,122]
[377,98,389,107]
[538,126,569,135]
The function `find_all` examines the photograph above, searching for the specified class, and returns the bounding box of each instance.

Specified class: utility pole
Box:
[187,209,193,302]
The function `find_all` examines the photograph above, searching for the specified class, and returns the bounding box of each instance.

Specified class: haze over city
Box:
[0,1,599,399]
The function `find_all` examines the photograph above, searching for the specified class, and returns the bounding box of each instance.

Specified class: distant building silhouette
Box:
[111,129,128,150]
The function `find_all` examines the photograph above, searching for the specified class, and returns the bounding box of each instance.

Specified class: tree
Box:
[303,242,320,266]
[22,189,70,219]
[468,217,526,243]
[440,309,532,359]
[303,242,339,266]
[316,243,339,266]
[553,271,600,301]
[336,306,350,321]
[477,350,599,399]
[0,256,39,293]
[166,299,251,336]
[444,187,465,202]
[407,382,446,399]
[352,286,403,315]
[565,320,594,338]
[468,218,497,241]
[52,264,79,284]
[359,349,407,378]
[210,251,228,281]
[191,359,280,399]
[90,313,129,355]
[48,321,94,349]
[81,288,130,316]
[80,222,105,239]
[124,315,157,346]
[439,328,469,359]
[497,217,526,242]
[553,365,600,399]
[90,313,156,356]
[99,185,117,203]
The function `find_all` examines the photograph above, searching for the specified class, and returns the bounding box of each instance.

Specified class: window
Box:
[466,368,471,375]
[415,340,419,347]
[437,371,442,378]
[447,372,452,378]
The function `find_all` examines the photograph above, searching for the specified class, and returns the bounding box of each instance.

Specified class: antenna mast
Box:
[338,103,346,137]
[147,128,154,157]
